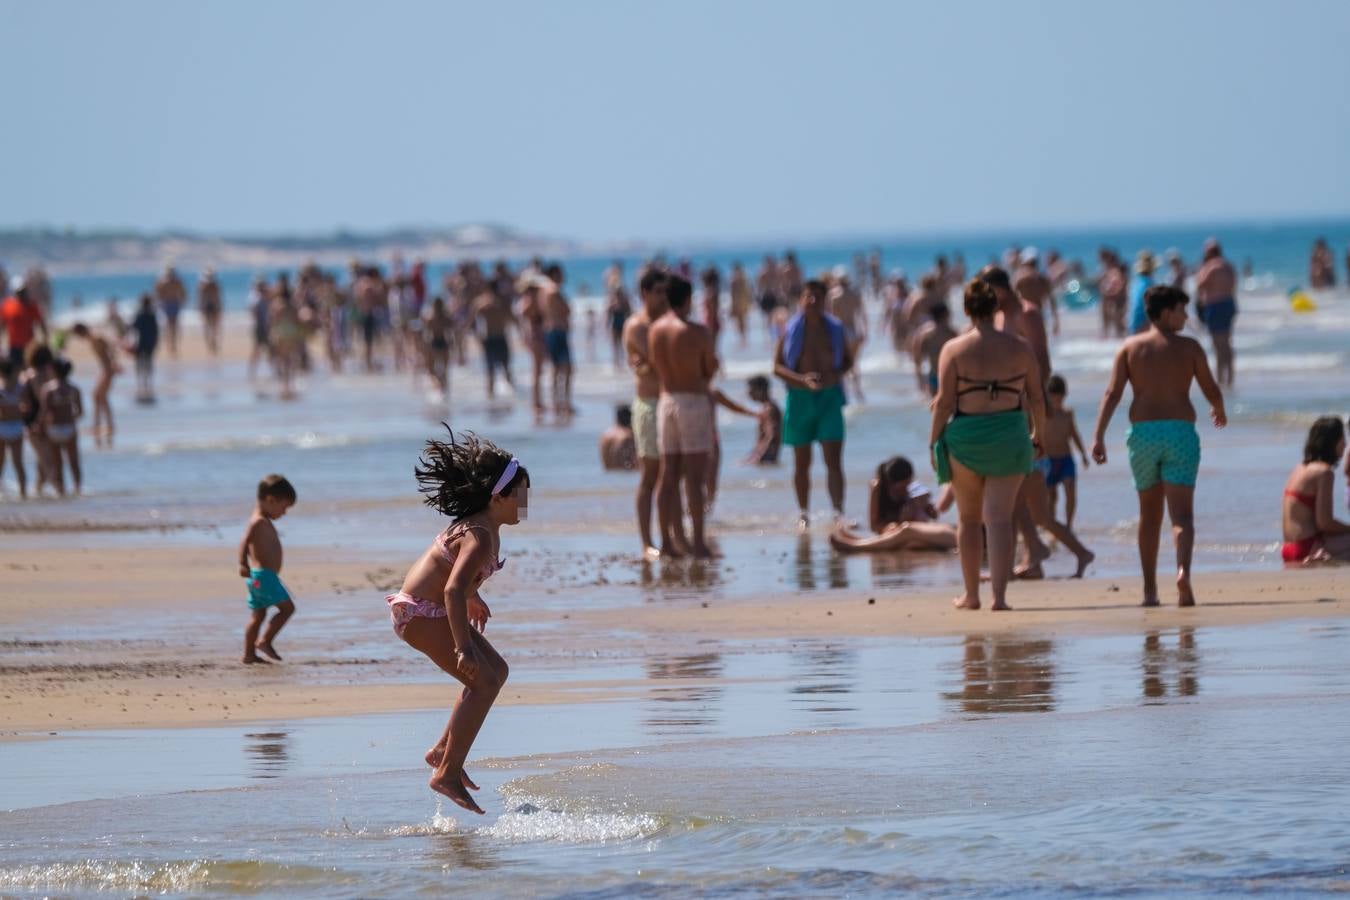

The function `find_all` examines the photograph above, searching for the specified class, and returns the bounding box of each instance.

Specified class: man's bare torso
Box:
[1194,259,1236,304]
[1014,268,1052,309]
[650,314,715,394]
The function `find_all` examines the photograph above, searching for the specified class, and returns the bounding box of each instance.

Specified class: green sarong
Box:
[933,410,1034,485]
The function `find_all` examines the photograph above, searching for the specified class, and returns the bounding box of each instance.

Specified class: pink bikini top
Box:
[436,521,505,585]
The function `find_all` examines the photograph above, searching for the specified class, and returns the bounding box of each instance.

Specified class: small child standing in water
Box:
[1041,374,1091,529]
[387,430,527,814]
[238,475,297,664]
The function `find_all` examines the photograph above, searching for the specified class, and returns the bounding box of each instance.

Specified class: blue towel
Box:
[783,312,846,371]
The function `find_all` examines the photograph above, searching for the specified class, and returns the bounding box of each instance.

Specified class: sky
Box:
[3,0,1349,243]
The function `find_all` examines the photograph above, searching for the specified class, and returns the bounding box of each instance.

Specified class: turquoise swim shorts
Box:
[247,567,292,611]
[1126,419,1200,491]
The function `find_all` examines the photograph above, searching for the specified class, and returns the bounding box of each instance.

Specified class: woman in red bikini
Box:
[1280,416,1350,564]
[386,429,528,814]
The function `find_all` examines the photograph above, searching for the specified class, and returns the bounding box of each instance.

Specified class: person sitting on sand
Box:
[1280,416,1350,564]
[1091,285,1227,607]
[600,405,637,471]
[386,430,527,814]
[745,375,782,465]
[1042,374,1091,530]
[238,475,298,664]
[929,278,1044,612]
[830,456,957,553]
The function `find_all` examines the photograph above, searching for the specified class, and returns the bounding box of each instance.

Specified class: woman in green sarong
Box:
[928,277,1046,611]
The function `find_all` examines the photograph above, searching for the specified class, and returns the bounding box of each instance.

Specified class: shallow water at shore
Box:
[6,288,1350,599]
[3,619,1349,897]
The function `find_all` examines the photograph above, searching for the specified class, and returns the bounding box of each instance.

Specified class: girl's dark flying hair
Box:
[416,427,528,520]
[1303,415,1346,465]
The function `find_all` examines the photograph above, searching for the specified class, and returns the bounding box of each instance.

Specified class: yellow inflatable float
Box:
[1289,288,1316,313]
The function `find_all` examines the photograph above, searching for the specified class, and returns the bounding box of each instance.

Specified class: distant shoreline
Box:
[5,215,1348,279]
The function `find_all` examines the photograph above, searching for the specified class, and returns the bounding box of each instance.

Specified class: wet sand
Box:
[2,542,1344,736]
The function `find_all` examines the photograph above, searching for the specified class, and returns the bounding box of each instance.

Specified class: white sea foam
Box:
[481,785,663,844]
[0,859,209,892]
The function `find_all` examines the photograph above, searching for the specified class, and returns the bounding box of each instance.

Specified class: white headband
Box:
[491,458,520,496]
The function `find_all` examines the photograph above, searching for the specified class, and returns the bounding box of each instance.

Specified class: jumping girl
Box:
[387,429,528,814]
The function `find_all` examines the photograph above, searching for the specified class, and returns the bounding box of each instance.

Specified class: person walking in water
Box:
[1091,285,1227,607]
[775,280,853,529]
[929,278,1044,612]
[1193,238,1238,387]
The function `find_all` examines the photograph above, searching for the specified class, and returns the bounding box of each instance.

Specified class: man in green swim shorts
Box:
[774,280,854,528]
[1091,285,1226,608]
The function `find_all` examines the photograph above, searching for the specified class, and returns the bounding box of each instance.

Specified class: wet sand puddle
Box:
[3,619,1349,897]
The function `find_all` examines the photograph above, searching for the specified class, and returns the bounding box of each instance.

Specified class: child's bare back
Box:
[1041,407,1076,458]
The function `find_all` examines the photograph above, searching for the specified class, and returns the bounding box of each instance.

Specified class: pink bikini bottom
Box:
[386,591,445,639]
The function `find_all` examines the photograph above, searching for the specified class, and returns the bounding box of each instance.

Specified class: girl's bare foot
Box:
[952,595,980,610]
[1072,550,1096,579]
[255,641,282,661]
[429,772,485,814]
[1177,574,1196,607]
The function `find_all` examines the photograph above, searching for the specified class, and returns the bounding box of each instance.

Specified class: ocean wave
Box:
[140,431,360,456]
[0,858,342,892]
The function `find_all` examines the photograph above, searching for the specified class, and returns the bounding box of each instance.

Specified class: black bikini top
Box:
[955,372,1026,412]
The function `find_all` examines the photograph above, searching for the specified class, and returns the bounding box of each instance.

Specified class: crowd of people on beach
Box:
[5,238,1349,817]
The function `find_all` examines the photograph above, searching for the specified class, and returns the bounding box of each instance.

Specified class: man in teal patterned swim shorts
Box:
[1091,285,1227,608]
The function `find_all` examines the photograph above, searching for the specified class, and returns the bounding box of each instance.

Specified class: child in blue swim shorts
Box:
[238,474,298,664]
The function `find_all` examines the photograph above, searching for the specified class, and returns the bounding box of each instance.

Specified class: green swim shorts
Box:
[783,384,846,446]
[247,567,293,611]
[1126,419,1200,491]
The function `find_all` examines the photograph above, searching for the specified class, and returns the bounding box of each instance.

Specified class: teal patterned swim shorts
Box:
[1126,419,1200,491]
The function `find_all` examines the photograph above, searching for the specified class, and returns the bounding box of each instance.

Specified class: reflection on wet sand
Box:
[1142,628,1199,702]
[945,635,1056,714]
[426,831,507,872]
[639,558,722,594]
[788,642,858,722]
[867,551,925,588]
[796,533,850,592]
[643,651,725,735]
[243,731,291,780]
